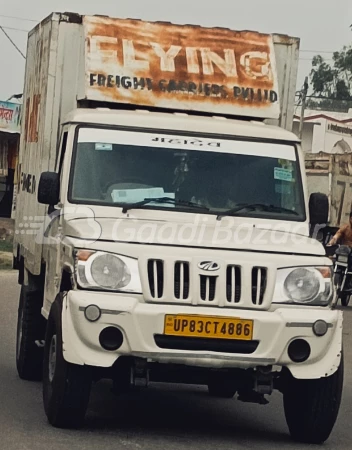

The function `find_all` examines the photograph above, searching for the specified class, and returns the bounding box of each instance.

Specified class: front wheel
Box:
[43,295,92,428]
[283,355,344,444]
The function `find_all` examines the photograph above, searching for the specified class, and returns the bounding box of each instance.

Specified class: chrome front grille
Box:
[174,261,190,300]
[200,275,217,302]
[146,259,269,308]
[251,267,267,305]
[226,265,241,303]
[147,259,164,299]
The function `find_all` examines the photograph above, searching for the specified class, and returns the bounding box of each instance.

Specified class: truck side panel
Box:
[271,35,300,131]
[14,14,82,275]
[14,17,59,275]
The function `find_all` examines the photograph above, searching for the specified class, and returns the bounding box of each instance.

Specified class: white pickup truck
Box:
[13,12,343,444]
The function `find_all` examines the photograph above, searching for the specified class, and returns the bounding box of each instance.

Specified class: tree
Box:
[310,55,335,96]
[310,41,352,100]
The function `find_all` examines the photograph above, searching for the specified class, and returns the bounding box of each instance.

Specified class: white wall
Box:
[325,120,352,153]
[295,115,352,154]
[292,121,315,152]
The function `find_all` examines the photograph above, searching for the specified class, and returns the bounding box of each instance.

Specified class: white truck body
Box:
[13,13,343,442]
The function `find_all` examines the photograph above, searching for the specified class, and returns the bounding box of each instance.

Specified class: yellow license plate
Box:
[164,315,254,341]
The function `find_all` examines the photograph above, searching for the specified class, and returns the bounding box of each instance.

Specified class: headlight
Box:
[273,266,333,306]
[75,250,142,293]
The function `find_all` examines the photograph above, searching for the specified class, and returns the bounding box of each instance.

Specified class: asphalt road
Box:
[1,271,352,450]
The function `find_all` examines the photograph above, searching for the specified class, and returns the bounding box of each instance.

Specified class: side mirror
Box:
[309,192,329,225]
[38,171,60,205]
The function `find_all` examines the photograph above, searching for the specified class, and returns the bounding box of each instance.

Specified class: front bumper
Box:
[61,290,343,379]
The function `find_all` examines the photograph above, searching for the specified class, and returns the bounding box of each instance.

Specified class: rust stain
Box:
[83,16,281,117]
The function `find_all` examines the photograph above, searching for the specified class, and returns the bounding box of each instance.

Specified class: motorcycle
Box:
[327,244,352,307]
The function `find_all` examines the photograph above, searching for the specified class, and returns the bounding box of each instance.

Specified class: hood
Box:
[64,215,324,257]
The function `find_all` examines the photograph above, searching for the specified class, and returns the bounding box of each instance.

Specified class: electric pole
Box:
[299,76,309,140]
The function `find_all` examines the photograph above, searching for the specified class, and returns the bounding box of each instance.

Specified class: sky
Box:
[0,0,351,101]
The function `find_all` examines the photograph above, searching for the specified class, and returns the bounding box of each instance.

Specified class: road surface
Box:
[0,271,351,449]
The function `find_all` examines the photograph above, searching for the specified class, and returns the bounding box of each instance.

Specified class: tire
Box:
[43,294,92,428]
[340,293,351,307]
[16,284,46,381]
[208,378,237,399]
[283,355,344,444]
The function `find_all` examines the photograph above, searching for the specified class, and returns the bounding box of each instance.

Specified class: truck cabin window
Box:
[70,127,305,221]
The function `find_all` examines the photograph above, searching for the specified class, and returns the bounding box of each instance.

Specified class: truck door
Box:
[43,129,68,315]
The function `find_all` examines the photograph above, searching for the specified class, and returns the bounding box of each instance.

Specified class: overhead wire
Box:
[300,58,334,61]
[0,14,37,22]
[300,50,335,54]
[0,26,26,59]
[0,16,344,57]
[0,16,345,75]
[0,25,30,32]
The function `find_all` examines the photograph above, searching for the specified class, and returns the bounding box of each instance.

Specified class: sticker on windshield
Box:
[95,143,113,151]
[274,167,293,182]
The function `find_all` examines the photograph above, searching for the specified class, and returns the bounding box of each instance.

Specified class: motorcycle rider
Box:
[328,212,352,306]
[328,212,352,247]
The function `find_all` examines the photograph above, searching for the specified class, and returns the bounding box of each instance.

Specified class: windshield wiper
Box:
[217,203,299,220]
[121,197,210,213]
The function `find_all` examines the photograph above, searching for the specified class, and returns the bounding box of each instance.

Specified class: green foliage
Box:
[310,40,352,100]
[307,98,352,113]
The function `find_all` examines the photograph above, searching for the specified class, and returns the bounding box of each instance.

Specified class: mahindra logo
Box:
[198,261,220,272]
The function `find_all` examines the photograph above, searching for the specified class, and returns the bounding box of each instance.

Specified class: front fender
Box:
[287,311,343,379]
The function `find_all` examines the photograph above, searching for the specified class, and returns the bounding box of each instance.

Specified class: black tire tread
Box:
[16,285,46,381]
[46,363,92,428]
[284,356,344,444]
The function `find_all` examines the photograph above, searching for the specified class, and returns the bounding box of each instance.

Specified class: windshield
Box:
[70,127,305,221]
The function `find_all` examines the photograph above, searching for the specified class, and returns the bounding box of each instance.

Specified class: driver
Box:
[328,212,352,247]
